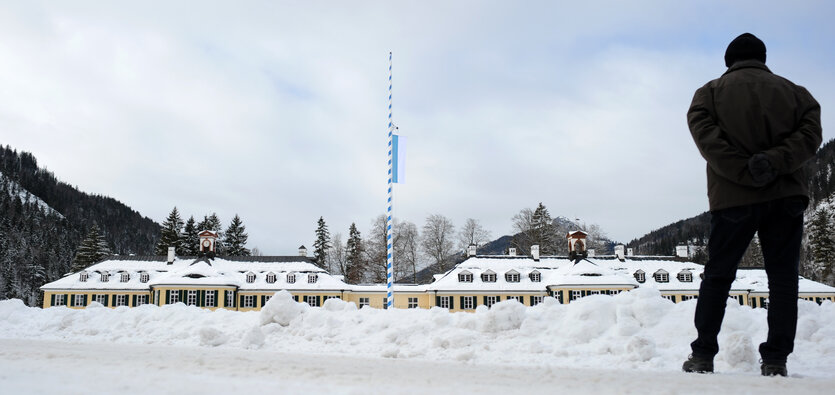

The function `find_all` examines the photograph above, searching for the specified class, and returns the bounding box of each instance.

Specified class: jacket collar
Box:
[723,59,771,76]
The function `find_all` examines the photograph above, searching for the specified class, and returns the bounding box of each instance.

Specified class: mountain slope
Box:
[0,145,160,305]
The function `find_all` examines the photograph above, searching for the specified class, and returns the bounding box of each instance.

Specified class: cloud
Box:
[0,1,832,253]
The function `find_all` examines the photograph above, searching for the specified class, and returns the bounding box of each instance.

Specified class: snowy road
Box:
[1,339,833,395]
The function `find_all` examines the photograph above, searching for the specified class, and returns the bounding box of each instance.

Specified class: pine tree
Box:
[531,202,558,254]
[313,217,331,270]
[155,207,184,255]
[181,216,199,256]
[808,206,835,281]
[223,214,250,256]
[345,223,364,284]
[70,225,111,272]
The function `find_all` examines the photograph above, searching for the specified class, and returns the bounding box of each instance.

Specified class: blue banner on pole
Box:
[392,134,405,184]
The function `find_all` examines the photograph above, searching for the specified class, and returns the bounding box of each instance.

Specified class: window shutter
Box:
[293,295,299,302]
[316,296,321,306]
[180,290,185,304]
[131,295,136,306]
[435,296,440,307]
[50,294,55,307]
[261,295,266,308]
[214,290,219,306]
[165,290,170,305]
[449,297,454,310]
[68,294,74,307]
[460,296,465,309]
[82,294,87,306]
[240,295,245,308]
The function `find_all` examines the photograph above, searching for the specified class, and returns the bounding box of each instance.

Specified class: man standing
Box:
[683,33,822,376]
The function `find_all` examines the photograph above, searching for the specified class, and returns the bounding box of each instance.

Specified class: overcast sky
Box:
[1,1,833,255]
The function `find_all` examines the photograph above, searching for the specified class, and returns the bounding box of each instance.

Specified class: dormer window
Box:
[634,270,646,283]
[139,272,149,283]
[100,272,110,282]
[481,270,497,283]
[79,271,88,282]
[287,273,296,284]
[246,272,256,283]
[505,270,520,283]
[654,270,669,283]
[458,271,473,283]
[266,272,276,284]
[308,274,318,284]
[529,270,541,282]
[120,272,130,283]
[677,270,693,283]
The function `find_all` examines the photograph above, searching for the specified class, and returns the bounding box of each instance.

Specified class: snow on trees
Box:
[71,225,111,272]
[155,207,184,255]
[313,217,331,270]
[223,214,250,256]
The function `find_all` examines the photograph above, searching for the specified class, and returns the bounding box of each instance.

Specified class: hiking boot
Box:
[761,361,787,377]
[682,354,714,373]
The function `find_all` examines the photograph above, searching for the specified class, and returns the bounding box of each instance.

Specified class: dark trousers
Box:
[691,196,807,363]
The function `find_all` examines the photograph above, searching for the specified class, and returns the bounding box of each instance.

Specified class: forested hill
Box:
[0,145,159,305]
[628,138,835,280]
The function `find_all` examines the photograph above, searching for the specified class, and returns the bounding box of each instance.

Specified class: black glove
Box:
[748,153,776,186]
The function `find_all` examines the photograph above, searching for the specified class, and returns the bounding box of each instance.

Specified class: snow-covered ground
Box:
[2,289,835,393]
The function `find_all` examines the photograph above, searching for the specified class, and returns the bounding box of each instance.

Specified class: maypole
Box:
[386,51,395,309]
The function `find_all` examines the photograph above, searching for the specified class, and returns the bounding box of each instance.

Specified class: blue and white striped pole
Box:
[386,51,394,309]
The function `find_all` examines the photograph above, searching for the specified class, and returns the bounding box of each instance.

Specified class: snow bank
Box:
[2,289,834,377]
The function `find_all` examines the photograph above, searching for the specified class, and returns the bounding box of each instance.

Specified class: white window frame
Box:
[635,271,646,283]
[243,295,255,308]
[186,290,197,306]
[205,291,215,307]
[266,273,276,284]
[54,294,65,306]
[481,273,497,283]
[101,273,110,282]
[287,274,296,284]
[485,295,499,307]
[120,273,129,283]
[589,290,600,295]
[169,291,179,304]
[438,296,451,309]
[74,294,84,306]
[359,297,369,307]
[462,296,475,310]
[507,295,524,303]
[529,271,541,282]
[459,273,473,282]
[408,297,418,308]
[95,294,107,305]
[678,272,693,282]
[79,272,88,282]
[531,296,543,306]
[308,274,318,284]
[246,273,256,283]
[136,295,147,305]
[114,294,126,306]
[662,295,674,301]
[506,273,520,283]
[226,291,234,308]
[655,272,669,283]
[304,295,319,306]
[140,272,149,283]
[571,290,582,300]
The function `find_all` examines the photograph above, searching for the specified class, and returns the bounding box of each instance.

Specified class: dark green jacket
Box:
[688,60,822,211]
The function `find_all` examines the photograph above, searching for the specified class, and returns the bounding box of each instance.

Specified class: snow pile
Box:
[2,288,835,377]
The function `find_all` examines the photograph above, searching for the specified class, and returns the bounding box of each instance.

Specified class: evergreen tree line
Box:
[0,146,160,306]
[154,207,250,256]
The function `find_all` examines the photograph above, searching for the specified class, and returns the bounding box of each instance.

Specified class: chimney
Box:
[508,247,517,256]
[299,245,308,257]
[615,244,625,261]
[587,249,595,257]
[676,245,689,258]
[531,245,540,261]
[627,248,634,257]
[467,244,477,257]
[167,246,175,265]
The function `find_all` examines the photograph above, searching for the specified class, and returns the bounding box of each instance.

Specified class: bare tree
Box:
[327,233,347,275]
[394,221,420,283]
[511,207,535,255]
[364,214,388,283]
[458,218,491,252]
[421,214,455,273]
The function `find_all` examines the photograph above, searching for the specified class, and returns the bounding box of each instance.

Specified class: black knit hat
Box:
[725,33,766,67]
